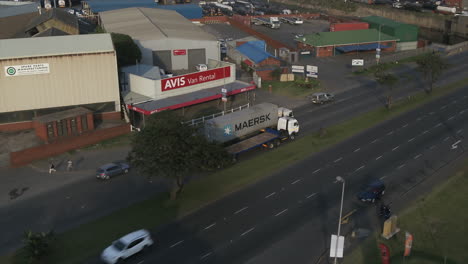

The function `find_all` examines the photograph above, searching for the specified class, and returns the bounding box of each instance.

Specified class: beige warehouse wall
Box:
[0,52,120,113]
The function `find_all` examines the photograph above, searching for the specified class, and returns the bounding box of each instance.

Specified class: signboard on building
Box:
[5,63,50,77]
[161,66,231,92]
[352,59,364,66]
[306,65,318,78]
[173,49,187,56]
[291,65,304,73]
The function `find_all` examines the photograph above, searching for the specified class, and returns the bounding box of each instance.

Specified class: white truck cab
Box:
[277,116,299,137]
[278,107,294,117]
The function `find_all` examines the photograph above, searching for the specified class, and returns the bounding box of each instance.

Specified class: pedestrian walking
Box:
[49,163,56,174]
[67,159,73,171]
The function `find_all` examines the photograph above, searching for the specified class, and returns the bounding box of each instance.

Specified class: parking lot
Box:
[201,23,250,40]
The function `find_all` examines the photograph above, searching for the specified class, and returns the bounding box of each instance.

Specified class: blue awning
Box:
[335,43,390,53]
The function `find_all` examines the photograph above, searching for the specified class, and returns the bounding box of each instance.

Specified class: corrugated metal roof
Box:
[100,7,215,41]
[361,16,418,42]
[0,33,114,60]
[0,12,39,39]
[236,41,275,64]
[296,29,399,47]
[33,27,70,37]
[24,8,78,31]
[121,64,161,80]
[0,2,39,18]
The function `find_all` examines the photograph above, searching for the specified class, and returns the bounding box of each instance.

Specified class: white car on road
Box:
[101,229,154,264]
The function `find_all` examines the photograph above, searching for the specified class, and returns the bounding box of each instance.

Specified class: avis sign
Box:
[161,67,230,92]
[5,63,50,77]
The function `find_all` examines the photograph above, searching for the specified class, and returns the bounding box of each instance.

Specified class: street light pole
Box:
[334,176,346,264]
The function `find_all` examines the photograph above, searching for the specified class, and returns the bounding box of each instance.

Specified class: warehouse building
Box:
[360,16,419,51]
[296,29,398,57]
[0,34,121,139]
[99,7,219,72]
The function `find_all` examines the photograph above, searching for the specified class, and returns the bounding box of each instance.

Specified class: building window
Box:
[70,118,77,135]
[81,115,88,131]
[47,123,55,140]
[57,119,68,137]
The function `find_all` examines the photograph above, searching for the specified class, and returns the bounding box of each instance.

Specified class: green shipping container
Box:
[361,16,418,42]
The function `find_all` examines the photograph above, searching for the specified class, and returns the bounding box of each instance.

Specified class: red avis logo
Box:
[164,77,186,90]
[161,67,231,92]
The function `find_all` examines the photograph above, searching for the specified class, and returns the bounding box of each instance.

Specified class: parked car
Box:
[96,162,130,180]
[357,180,386,203]
[309,92,335,104]
[101,229,154,264]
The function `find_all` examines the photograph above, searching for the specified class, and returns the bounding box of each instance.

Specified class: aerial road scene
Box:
[0,0,467,263]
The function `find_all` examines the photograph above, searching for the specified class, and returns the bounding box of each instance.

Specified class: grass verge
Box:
[9,77,468,264]
[262,79,321,98]
[344,161,468,264]
[353,52,430,76]
[81,133,132,150]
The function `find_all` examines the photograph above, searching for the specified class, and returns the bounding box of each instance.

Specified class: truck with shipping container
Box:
[203,103,299,158]
[251,17,280,29]
[280,16,303,25]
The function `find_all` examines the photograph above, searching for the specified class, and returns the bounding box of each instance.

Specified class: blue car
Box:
[96,162,130,180]
[357,180,386,203]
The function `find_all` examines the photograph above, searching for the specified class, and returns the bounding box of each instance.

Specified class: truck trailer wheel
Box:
[275,139,281,147]
[268,142,275,149]
[290,133,296,140]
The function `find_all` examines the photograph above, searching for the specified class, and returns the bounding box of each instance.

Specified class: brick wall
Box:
[10,123,130,167]
[255,69,274,81]
[257,57,281,67]
[0,121,34,132]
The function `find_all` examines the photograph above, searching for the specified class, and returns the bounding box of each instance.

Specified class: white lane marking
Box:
[137,261,144,264]
[417,117,422,121]
[234,207,248,215]
[265,192,276,198]
[371,139,379,144]
[170,240,184,248]
[376,155,382,160]
[392,146,399,151]
[422,130,429,134]
[402,123,408,128]
[397,164,406,170]
[460,110,466,114]
[355,165,365,172]
[387,131,394,136]
[441,105,447,110]
[334,157,343,163]
[200,252,212,260]
[453,100,458,103]
[457,129,463,134]
[241,227,255,237]
[414,154,422,159]
[313,169,321,174]
[306,193,317,199]
[275,209,288,217]
[380,176,387,180]
[408,137,415,142]
[291,179,301,185]
[435,123,442,127]
[444,137,450,141]
[430,145,436,149]
[429,112,435,115]
[448,116,455,120]
[204,223,216,230]
[354,148,361,152]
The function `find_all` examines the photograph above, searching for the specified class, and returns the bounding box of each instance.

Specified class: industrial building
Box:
[99,7,219,72]
[0,33,121,138]
[296,29,399,57]
[360,16,419,51]
[122,60,255,127]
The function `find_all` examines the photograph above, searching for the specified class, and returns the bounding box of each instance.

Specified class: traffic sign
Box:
[352,59,364,66]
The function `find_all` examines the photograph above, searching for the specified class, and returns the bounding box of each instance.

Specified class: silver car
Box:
[309,92,335,104]
[96,162,130,180]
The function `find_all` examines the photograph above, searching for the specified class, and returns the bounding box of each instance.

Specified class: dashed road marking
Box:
[448,116,455,120]
[234,207,248,215]
[423,130,429,134]
[355,165,365,172]
[441,105,447,110]
[392,146,399,151]
[313,169,321,174]
[414,154,422,159]
[408,137,415,142]
[371,139,379,144]
[402,123,408,128]
[306,193,317,199]
[435,123,442,127]
[397,164,406,170]
[241,227,255,237]
[200,252,212,260]
[265,192,276,199]
[275,209,288,217]
[417,117,422,121]
[291,179,301,185]
[461,110,466,114]
[380,176,387,180]
[354,148,360,152]
[387,131,394,136]
[457,129,463,134]
[429,112,435,115]
[430,145,436,149]
[334,157,343,163]
[137,261,144,264]
[204,223,216,230]
[170,240,184,248]
[444,137,450,141]
[376,155,382,160]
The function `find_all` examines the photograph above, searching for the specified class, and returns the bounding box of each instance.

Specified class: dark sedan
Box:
[96,162,130,180]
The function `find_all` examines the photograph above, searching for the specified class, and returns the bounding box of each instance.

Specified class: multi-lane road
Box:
[87,80,468,263]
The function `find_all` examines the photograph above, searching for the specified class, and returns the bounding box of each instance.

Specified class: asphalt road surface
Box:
[85,84,468,263]
[1,53,467,260]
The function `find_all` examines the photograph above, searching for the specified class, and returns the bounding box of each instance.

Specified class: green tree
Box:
[415,52,449,94]
[374,65,399,109]
[270,67,282,80]
[22,230,55,262]
[110,33,142,68]
[128,111,231,199]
